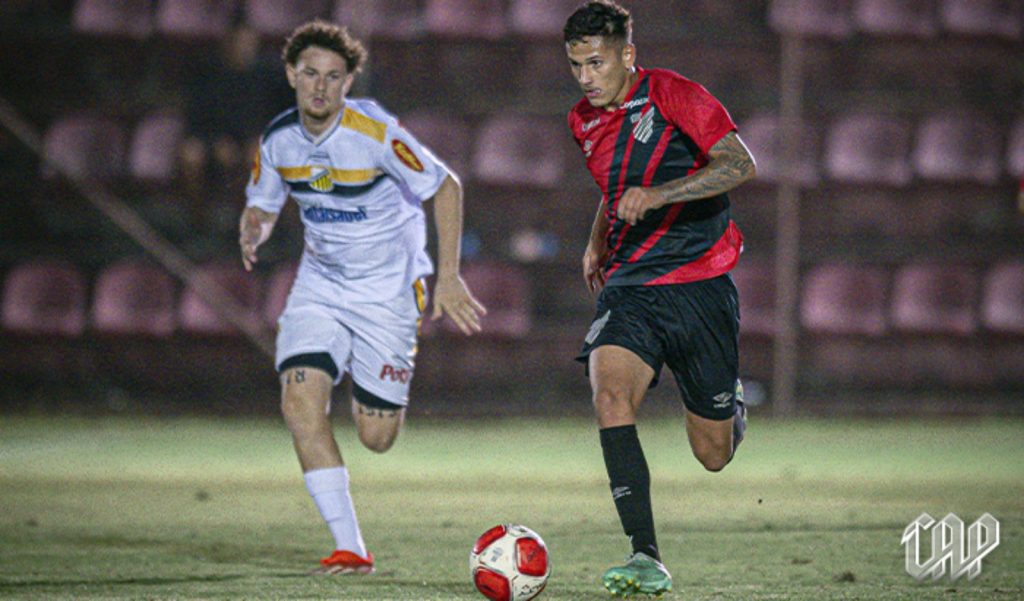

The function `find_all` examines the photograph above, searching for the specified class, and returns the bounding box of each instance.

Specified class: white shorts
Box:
[274,269,427,407]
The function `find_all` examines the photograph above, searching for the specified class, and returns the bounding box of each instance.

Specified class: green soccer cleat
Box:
[602,552,673,597]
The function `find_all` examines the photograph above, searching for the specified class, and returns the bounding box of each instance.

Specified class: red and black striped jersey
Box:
[568,67,743,287]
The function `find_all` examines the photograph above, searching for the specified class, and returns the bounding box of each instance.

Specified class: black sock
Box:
[600,424,659,561]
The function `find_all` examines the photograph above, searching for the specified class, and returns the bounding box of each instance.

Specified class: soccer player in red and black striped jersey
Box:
[564,2,757,596]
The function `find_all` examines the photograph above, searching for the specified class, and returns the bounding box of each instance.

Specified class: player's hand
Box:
[239,207,273,272]
[616,186,665,226]
[583,241,610,293]
[432,274,487,335]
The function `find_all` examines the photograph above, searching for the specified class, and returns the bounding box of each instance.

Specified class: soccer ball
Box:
[470,524,550,601]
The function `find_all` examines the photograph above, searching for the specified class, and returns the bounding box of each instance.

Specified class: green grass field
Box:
[1,415,1021,600]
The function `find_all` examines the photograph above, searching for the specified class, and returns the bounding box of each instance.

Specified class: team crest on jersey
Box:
[250,148,261,184]
[392,139,424,172]
[632,109,655,144]
[309,167,334,192]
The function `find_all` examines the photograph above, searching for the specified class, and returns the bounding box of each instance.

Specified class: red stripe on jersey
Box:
[644,220,743,286]
[623,124,678,264]
[604,126,641,276]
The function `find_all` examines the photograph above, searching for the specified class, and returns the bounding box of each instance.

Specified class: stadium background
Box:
[1,3,1022,600]
[1,0,1021,417]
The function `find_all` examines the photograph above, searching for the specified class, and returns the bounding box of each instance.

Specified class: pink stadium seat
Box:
[400,111,473,180]
[425,0,507,39]
[801,264,889,335]
[508,0,588,37]
[981,262,1024,334]
[824,113,912,186]
[911,112,1002,185]
[473,115,564,188]
[769,0,853,37]
[72,0,153,37]
[262,262,298,327]
[245,0,331,36]
[853,0,938,36]
[730,262,775,337]
[129,111,184,183]
[1,260,87,336]
[334,0,423,39]
[41,114,127,181]
[939,0,1022,39]
[739,114,820,185]
[1006,116,1024,179]
[891,264,978,335]
[91,259,177,336]
[178,262,263,335]
[155,0,237,38]
[439,262,532,338]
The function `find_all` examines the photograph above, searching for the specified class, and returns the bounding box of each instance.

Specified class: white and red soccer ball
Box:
[470,524,550,601]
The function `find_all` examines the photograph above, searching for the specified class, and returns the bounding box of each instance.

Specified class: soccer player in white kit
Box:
[239,20,486,574]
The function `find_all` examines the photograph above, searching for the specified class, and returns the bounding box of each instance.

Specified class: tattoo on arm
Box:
[656,132,756,204]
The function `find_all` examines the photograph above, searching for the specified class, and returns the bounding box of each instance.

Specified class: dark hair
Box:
[564,1,632,45]
[281,19,367,75]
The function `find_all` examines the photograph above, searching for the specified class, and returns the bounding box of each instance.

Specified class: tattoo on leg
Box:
[357,405,398,418]
[295,369,305,383]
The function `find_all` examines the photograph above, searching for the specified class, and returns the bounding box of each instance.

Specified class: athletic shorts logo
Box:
[902,513,1000,581]
[585,310,611,345]
[712,391,734,408]
[380,364,412,383]
[392,139,424,172]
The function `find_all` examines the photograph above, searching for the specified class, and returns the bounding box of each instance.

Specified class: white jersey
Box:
[246,98,450,302]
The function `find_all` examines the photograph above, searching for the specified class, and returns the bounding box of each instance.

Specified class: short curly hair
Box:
[281,19,367,75]
[564,1,632,45]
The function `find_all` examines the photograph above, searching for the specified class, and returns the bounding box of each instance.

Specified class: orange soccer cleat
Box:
[313,550,375,575]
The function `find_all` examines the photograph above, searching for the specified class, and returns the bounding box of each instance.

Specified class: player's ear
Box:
[621,43,636,70]
[285,63,298,89]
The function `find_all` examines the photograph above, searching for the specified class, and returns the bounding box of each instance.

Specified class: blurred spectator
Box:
[178,26,291,214]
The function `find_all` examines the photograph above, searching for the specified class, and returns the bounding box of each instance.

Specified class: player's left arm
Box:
[429,174,487,335]
[617,131,756,225]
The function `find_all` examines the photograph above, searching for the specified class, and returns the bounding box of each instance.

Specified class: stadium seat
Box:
[262,262,298,327]
[424,0,507,39]
[41,114,127,181]
[801,263,889,335]
[730,262,775,337]
[739,114,820,185]
[939,0,1022,39]
[1,259,87,336]
[1006,116,1024,179]
[824,113,912,186]
[72,0,153,37]
[400,111,474,180]
[245,0,332,36]
[472,115,565,188]
[155,0,237,38]
[129,111,184,183]
[891,264,978,335]
[508,0,582,37]
[981,261,1024,335]
[769,0,853,38]
[178,262,264,335]
[438,261,532,338]
[911,112,1002,185]
[333,0,423,38]
[853,0,939,36]
[91,259,177,336]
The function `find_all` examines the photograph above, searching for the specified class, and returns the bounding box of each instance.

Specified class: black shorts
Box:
[576,274,741,421]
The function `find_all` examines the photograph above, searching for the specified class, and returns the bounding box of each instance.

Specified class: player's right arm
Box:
[239,206,279,272]
[241,137,289,271]
[583,197,611,293]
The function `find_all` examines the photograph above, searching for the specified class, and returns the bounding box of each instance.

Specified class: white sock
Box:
[303,466,368,557]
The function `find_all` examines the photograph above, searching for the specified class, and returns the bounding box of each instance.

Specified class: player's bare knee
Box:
[592,388,633,423]
[357,429,396,454]
[694,447,732,472]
